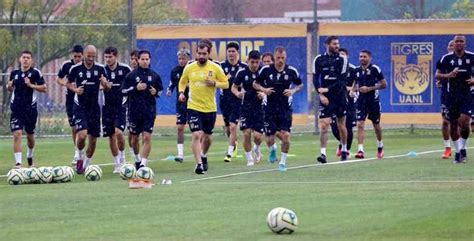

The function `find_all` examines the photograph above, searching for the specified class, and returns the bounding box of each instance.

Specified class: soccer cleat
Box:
[317,154,327,164]
[27,157,34,167]
[377,147,384,159]
[246,159,255,167]
[355,151,365,159]
[254,148,262,163]
[224,155,232,163]
[278,163,287,172]
[174,156,184,163]
[71,158,77,165]
[232,142,239,158]
[134,162,141,171]
[268,148,277,164]
[442,147,452,159]
[202,156,208,171]
[460,149,467,163]
[113,164,121,174]
[341,151,348,161]
[453,152,461,164]
[76,159,84,175]
[14,162,22,169]
[194,163,205,174]
[336,144,342,157]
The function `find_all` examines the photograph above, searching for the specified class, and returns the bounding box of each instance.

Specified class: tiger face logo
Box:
[394,62,429,95]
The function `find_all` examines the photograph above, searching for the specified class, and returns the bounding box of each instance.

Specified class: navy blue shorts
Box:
[220,96,232,126]
[128,111,156,135]
[445,97,472,122]
[240,106,265,133]
[102,104,126,137]
[10,107,37,134]
[188,109,216,135]
[264,110,292,135]
[73,104,101,137]
[176,102,188,125]
[332,104,356,129]
[319,96,347,119]
[356,100,381,124]
[65,97,75,127]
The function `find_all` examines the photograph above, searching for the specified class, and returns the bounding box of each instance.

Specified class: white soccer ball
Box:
[62,166,75,182]
[52,166,69,183]
[23,168,40,184]
[119,164,136,180]
[7,169,25,185]
[266,207,298,234]
[37,167,53,184]
[85,165,102,181]
[136,167,154,180]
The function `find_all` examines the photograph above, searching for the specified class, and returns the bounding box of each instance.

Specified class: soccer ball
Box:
[62,166,75,182]
[119,164,136,180]
[85,165,102,181]
[266,207,298,234]
[136,167,154,180]
[52,166,69,183]
[37,167,53,184]
[7,169,25,185]
[23,168,40,184]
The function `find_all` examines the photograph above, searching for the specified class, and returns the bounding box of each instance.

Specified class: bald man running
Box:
[67,45,110,174]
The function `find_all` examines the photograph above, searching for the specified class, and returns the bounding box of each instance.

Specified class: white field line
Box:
[180,147,474,183]
[189,180,474,185]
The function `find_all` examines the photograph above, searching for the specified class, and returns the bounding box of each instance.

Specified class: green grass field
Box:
[0,129,473,241]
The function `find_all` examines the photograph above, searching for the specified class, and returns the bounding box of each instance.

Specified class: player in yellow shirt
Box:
[179,40,228,174]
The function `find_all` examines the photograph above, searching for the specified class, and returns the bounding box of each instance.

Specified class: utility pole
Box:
[311,0,319,134]
[128,0,134,50]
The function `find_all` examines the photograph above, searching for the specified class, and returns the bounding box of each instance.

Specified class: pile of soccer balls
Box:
[6,166,76,185]
[119,164,154,181]
[6,165,105,185]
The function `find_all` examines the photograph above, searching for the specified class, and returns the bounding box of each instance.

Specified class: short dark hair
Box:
[104,46,118,56]
[325,35,339,45]
[274,46,286,54]
[72,45,83,53]
[198,38,213,50]
[248,50,261,60]
[197,42,211,54]
[138,49,151,59]
[20,50,33,57]
[226,42,239,51]
[339,47,349,55]
[130,49,139,57]
[262,52,274,61]
[360,49,372,57]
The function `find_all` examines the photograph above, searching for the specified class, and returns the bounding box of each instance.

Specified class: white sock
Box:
[320,147,326,156]
[358,144,364,152]
[245,151,253,162]
[460,138,467,150]
[444,139,451,148]
[453,139,461,152]
[227,145,234,156]
[272,143,277,150]
[78,149,84,160]
[177,143,184,157]
[119,150,126,162]
[74,146,79,159]
[377,140,384,148]
[254,144,260,152]
[114,155,121,165]
[26,147,34,158]
[201,152,207,158]
[141,158,148,167]
[134,154,141,163]
[14,152,22,164]
[280,152,288,165]
[341,144,347,152]
[84,158,91,169]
